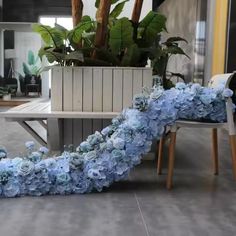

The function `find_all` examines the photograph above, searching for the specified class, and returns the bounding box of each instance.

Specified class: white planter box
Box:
[50,66,153,146]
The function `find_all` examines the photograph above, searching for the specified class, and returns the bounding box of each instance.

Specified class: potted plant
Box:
[20,50,42,84]
[0,87,12,101]
[33,0,188,145]
[32,0,168,112]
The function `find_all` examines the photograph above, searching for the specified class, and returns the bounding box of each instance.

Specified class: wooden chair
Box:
[157,73,236,189]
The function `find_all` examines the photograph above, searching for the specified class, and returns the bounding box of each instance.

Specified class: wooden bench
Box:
[0,100,119,151]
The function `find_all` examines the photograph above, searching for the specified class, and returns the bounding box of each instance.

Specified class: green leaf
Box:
[31,65,42,76]
[95,48,120,66]
[121,44,140,66]
[81,15,93,23]
[109,17,134,55]
[28,50,35,65]
[166,37,188,44]
[82,32,96,47]
[139,11,167,46]
[38,47,65,64]
[95,0,120,8]
[83,57,113,66]
[32,23,64,48]
[54,23,68,39]
[65,51,84,62]
[110,0,129,18]
[165,46,190,59]
[23,62,31,76]
[68,21,94,48]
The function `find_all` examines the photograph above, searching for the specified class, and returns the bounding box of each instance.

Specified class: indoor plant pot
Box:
[34,0,187,148]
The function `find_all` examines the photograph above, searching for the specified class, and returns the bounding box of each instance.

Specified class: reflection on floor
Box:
[0,108,236,236]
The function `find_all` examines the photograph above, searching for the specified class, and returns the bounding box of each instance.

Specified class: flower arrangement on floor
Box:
[0,83,233,197]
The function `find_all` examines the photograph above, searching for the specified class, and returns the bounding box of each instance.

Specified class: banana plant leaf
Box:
[54,23,68,39]
[138,11,167,47]
[64,51,84,62]
[23,62,32,76]
[38,47,65,64]
[164,45,190,59]
[32,24,64,48]
[95,48,120,66]
[28,50,35,66]
[68,21,95,48]
[165,37,188,44]
[83,57,113,66]
[109,17,134,55]
[110,0,129,18]
[121,44,140,66]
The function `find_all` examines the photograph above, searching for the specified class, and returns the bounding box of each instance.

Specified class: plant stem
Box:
[131,0,144,24]
[93,0,112,58]
[71,0,84,27]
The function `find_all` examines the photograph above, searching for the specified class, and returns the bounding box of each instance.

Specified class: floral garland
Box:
[0,83,233,197]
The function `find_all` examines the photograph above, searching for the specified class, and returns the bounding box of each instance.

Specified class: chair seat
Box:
[175,119,226,128]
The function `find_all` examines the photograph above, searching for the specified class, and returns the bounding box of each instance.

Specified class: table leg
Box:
[47,118,63,152]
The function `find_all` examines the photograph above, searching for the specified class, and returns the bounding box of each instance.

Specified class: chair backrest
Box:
[208,72,236,135]
[208,73,234,89]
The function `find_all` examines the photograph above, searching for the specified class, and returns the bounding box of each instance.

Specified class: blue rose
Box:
[39,146,49,155]
[0,146,7,160]
[3,180,20,197]
[56,172,71,185]
[222,88,233,98]
[69,152,84,170]
[0,171,11,185]
[25,141,35,151]
[111,149,125,161]
[87,166,106,180]
[28,151,42,163]
[84,151,97,161]
[17,160,34,176]
[133,94,149,111]
[87,131,104,146]
[176,82,187,90]
[112,137,125,150]
[78,141,93,152]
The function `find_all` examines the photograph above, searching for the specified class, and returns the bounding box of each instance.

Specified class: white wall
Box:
[14,32,48,95]
[83,0,152,20]
[158,0,198,82]
[14,32,41,77]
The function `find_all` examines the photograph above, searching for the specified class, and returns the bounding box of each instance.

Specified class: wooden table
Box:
[0,100,119,151]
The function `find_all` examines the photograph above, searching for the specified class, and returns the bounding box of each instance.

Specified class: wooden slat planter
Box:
[51,66,153,146]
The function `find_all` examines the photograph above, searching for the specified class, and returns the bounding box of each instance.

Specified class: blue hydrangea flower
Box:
[25,141,35,151]
[133,94,149,111]
[223,88,234,98]
[39,146,49,155]
[17,160,34,177]
[0,146,7,160]
[0,82,233,197]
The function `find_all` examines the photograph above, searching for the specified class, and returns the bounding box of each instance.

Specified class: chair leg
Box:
[167,132,177,190]
[211,128,219,175]
[157,137,164,175]
[229,135,236,180]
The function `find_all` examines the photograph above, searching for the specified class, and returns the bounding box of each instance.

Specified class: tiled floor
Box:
[0,107,236,236]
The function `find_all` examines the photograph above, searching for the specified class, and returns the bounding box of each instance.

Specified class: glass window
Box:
[39,16,73,30]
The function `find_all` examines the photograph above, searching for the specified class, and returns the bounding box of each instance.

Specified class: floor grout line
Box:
[134,192,151,236]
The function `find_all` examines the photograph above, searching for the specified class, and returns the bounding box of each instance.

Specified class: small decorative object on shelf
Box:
[30,75,36,85]
[0,87,12,101]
